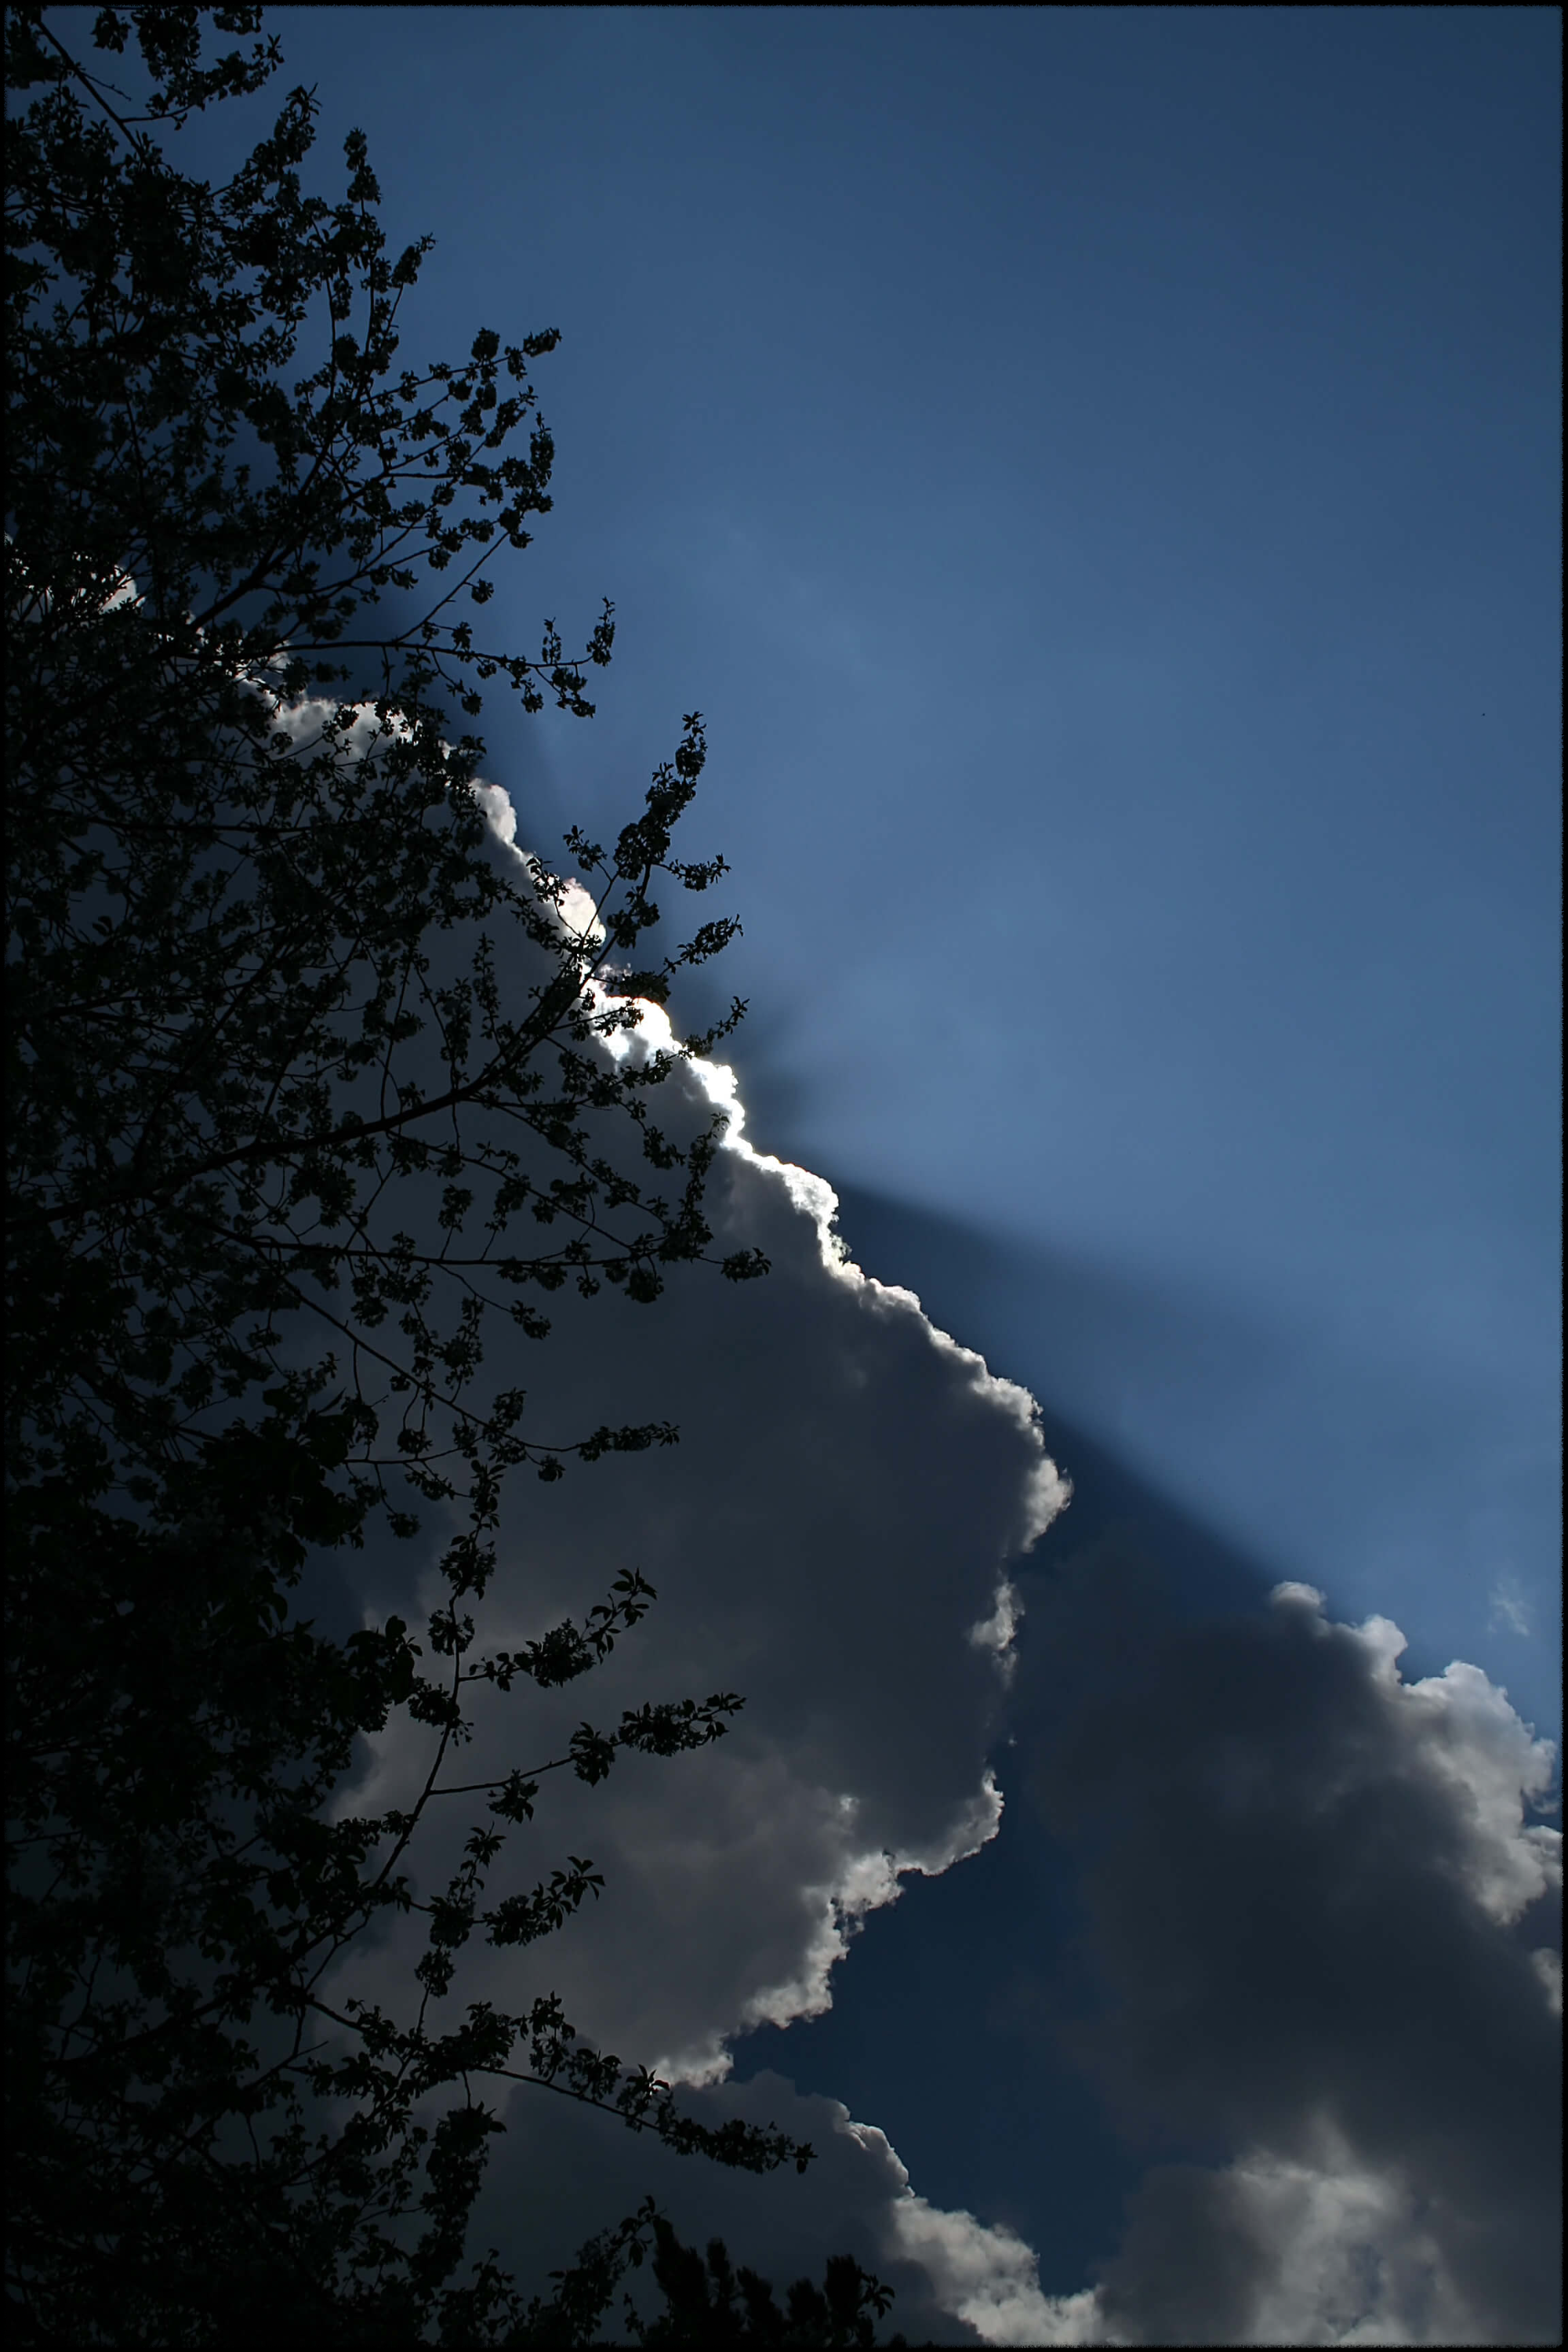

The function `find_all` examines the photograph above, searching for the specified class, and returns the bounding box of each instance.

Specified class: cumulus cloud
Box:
[469,2065,1095,2346]
[308,766,1559,2347]
[1007,1553,1563,2345]
[331,778,1066,2089]
[464,2068,982,2343]
[877,2173,1102,2347]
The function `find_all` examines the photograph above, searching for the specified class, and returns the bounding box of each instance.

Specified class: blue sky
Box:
[151,6,1560,2337]
[235,0,1561,1733]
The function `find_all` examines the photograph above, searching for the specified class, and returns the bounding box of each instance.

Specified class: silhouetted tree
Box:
[506,2201,920,2348]
[631,2214,895,2346]
[5,6,895,2341]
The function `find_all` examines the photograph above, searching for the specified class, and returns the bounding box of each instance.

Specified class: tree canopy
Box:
[5,7,899,2340]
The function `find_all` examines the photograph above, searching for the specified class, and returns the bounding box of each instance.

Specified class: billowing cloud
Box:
[463,2067,985,2343]
[331,779,1066,2089]
[466,2060,1105,2346]
[1003,1558,1563,2345]
[311,768,1559,2346]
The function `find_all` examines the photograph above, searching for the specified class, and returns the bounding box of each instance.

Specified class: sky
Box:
[136,5,1560,2341]
[214,0,1562,1732]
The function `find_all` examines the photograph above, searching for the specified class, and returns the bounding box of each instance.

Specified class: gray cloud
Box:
[299,758,1559,2344]
[1011,1549,1562,2343]
[325,773,1065,2078]
[466,2067,985,2343]
[332,1066,1065,2081]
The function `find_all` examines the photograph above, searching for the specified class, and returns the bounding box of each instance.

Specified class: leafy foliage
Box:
[509,2201,906,2347]
[4,6,896,2341]
[630,2215,895,2346]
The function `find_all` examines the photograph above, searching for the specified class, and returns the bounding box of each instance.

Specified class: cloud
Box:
[1008,1556,1563,2344]
[1488,1570,1534,1638]
[307,765,1559,2345]
[330,779,1067,2090]
[1089,2131,1537,2347]
[878,2174,1104,2347]
[469,2063,1106,2346]
[465,2068,985,2343]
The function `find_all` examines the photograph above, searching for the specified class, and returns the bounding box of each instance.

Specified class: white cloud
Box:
[1272,1581,1562,1927]
[1081,2129,1490,2347]
[873,2143,1110,2346]
[328,778,1068,2089]
[1488,1570,1534,1638]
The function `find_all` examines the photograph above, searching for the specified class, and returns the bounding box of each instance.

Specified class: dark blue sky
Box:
[227,1,1562,1739]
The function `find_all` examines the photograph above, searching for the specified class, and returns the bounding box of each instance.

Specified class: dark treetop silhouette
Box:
[4,7,905,2340]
